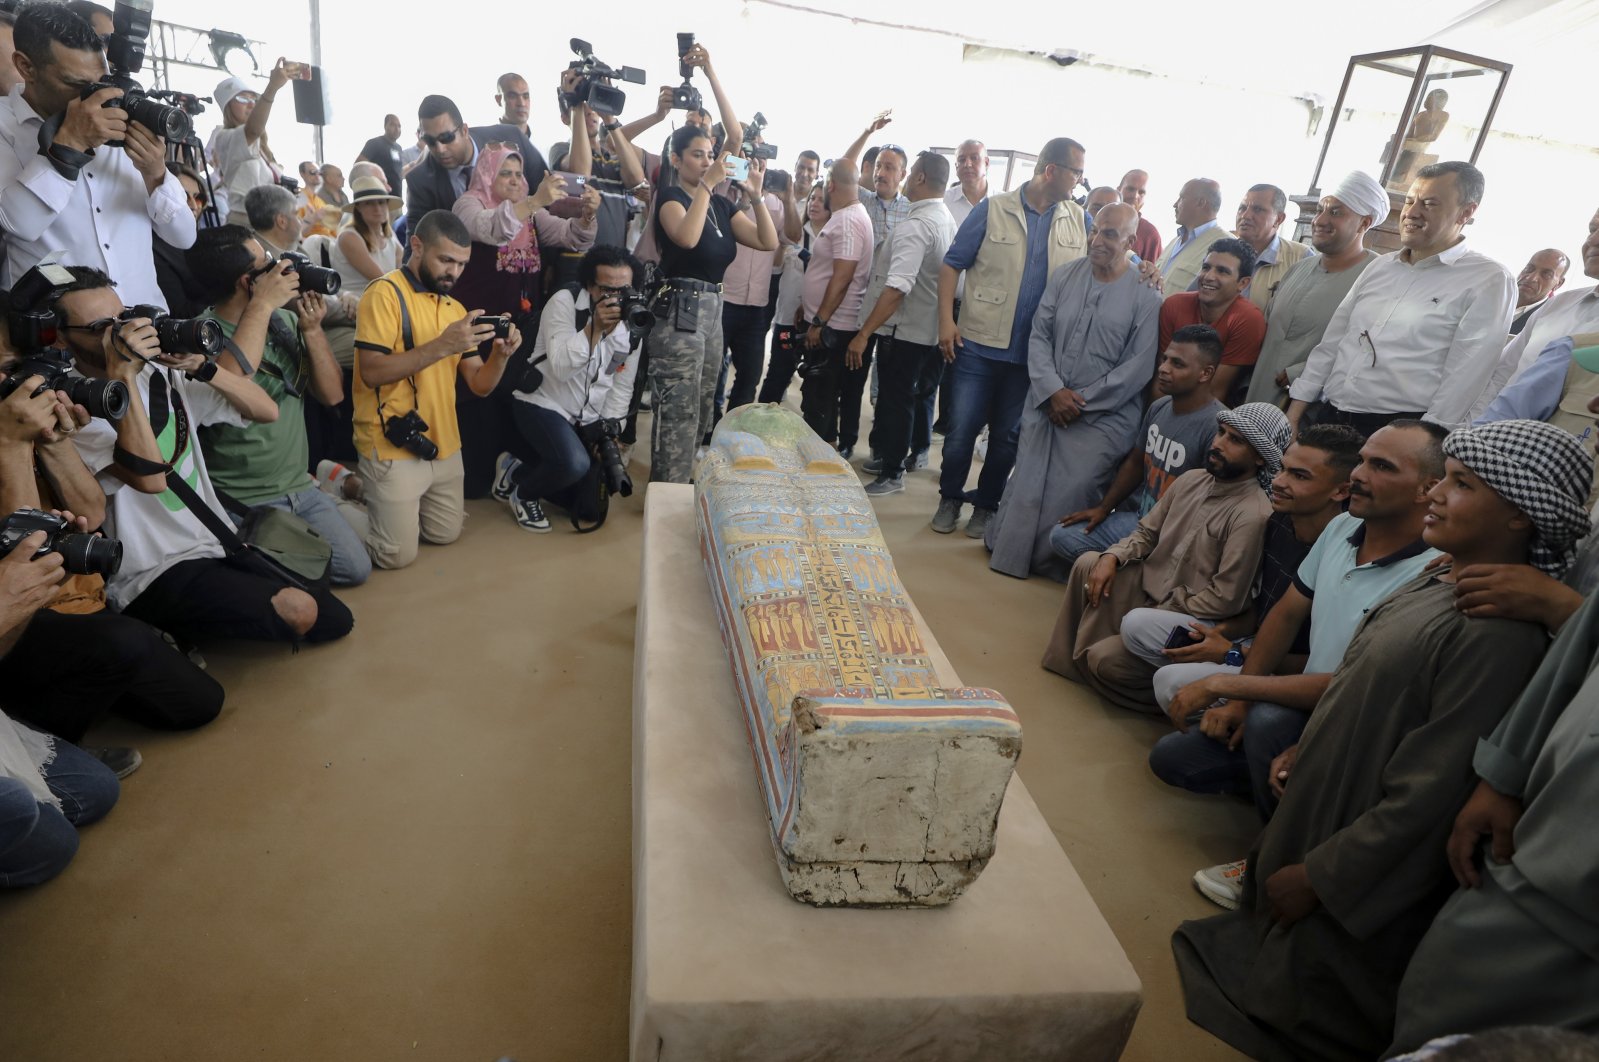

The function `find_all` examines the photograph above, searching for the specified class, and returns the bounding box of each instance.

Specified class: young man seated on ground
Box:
[1159,421,1445,909]
[0,349,221,752]
[495,245,642,533]
[59,267,353,646]
[185,225,371,586]
[347,210,521,569]
[1040,403,1287,712]
[1051,325,1226,565]
[1137,423,1363,720]
[1172,419,1592,1062]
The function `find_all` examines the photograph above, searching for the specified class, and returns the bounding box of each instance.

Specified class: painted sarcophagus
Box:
[694,405,1023,907]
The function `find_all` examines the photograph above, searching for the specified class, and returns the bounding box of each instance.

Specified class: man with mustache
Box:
[1244,172,1386,406]
[1173,419,1590,1062]
[1288,161,1516,434]
[1160,421,1445,908]
[1040,403,1287,711]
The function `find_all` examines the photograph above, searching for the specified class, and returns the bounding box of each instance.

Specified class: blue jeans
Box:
[509,401,591,501]
[251,484,373,587]
[938,352,1030,511]
[1048,510,1140,566]
[0,738,120,888]
[1147,701,1308,821]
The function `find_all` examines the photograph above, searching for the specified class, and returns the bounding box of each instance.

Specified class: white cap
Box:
[213,76,256,110]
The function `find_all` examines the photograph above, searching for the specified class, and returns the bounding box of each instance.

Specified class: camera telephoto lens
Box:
[62,375,130,422]
[155,316,225,358]
[55,531,122,577]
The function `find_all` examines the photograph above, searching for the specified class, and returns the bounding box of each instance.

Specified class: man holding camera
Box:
[499,245,642,532]
[52,266,352,646]
[0,348,223,745]
[350,210,522,569]
[0,4,195,311]
[185,226,371,586]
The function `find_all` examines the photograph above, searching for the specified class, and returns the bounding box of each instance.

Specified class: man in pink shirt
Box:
[799,159,874,447]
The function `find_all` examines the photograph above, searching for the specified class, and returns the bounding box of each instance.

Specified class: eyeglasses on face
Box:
[421,126,462,148]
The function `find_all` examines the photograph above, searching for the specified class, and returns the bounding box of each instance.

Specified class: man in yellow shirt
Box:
[351,210,521,569]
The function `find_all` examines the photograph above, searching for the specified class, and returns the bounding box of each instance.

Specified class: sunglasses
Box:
[421,126,462,148]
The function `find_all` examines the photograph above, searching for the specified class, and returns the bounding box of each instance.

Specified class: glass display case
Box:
[1293,46,1511,249]
[1308,46,1511,197]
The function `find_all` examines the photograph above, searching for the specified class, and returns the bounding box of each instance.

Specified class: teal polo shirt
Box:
[1293,511,1440,674]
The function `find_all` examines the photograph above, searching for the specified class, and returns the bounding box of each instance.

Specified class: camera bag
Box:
[162,472,332,593]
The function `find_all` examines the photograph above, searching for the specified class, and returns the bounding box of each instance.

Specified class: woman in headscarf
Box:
[211,60,301,227]
[450,144,599,497]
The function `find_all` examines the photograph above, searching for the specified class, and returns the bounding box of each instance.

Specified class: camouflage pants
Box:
[648,290,724,483]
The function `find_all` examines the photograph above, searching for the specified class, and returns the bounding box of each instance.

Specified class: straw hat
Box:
[342,176,403,213]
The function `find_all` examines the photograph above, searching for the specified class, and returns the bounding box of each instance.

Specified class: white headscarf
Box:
[1328,171,1390,224]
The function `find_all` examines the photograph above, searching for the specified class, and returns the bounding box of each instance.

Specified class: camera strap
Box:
[113,369,189,477]
[373,277,419,434]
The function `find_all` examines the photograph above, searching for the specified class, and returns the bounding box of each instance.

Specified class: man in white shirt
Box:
[850,152,957,494]
[498,245,642,533]
[944,139,988,228]
[56,266,352,645]
[0,4,195,310]
[1288,161,1516,434]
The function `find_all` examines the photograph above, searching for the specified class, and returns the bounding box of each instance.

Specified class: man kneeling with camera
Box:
[50,265,353,646]
[497,245,642,532]
[185,226,371,586]
[349,210,521,568]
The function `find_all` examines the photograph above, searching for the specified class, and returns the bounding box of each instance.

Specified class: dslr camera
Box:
[2,263,131,421]
[562,38,645,119]
[576,417,632,499]
[382,409,439,461]
[79,1,195,147]
[604,289,655,333]
[118,305,225,358]
[671,33,704,112]
[277,251,343,297]
[0,508,122,577]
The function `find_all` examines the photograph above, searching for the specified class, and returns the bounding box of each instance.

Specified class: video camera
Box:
[562,38,645,119]
[671,33,703,112]
[740,112,778,160]
[80,1,196,147]
[0,508,122,577]
[1,263,130,421]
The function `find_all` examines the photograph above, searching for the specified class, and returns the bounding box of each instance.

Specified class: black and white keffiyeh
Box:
[1217,403,1293,490]
[1443,419,1594,576]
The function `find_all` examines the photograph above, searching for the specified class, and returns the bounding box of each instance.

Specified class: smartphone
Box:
[1163,625,1201,651]
[726,156,749,183]
[554,171,588,198]
[283,61,313,81]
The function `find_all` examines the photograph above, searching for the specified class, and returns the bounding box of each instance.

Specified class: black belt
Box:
[663,278,723,294]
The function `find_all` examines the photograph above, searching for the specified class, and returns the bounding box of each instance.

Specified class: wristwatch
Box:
[810,314,826,329]
[186,359,219,382]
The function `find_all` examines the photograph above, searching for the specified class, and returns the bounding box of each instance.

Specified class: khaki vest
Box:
[1160,225,1235,295]
[959,187,1086,350]
[1248,238,1312,312]
[1548,353,1599,506]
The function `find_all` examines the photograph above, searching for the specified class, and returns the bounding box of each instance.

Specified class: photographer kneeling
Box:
[499,245,642,532]
[184,226,371,586]
[54,267,353,645]
[0,321,221,746]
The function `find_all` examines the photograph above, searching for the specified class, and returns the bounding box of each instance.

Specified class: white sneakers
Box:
[1193,859,1248,910]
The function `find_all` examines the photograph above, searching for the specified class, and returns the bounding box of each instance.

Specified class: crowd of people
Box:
[0,2,1597,1059]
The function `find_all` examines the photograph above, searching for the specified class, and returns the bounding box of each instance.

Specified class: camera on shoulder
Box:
[562,38,645,118]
